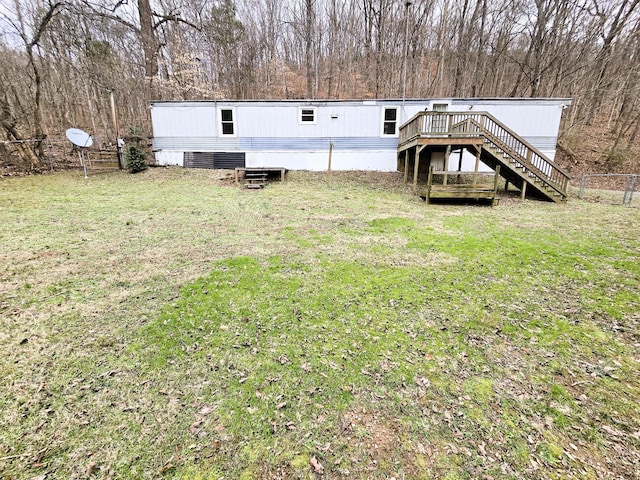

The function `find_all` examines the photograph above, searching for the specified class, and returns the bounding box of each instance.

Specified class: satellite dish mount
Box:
[66,128,93,179]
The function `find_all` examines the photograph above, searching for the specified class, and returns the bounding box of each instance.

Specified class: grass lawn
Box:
[1,167,639,479]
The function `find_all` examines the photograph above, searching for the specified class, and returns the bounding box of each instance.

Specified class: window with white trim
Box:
[382,107,398,136]
[219,108,235,136]
[299,107,317,124]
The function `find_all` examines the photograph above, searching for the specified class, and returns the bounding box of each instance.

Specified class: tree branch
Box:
[152,11,201,32]
[79,1,139,33]
[29,1,64,49]
[111,0,129,13]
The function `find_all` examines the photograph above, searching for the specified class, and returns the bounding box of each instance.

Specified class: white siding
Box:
[246,150,395,171]
[235,103,392,138]
[152,104,216,137]
[155,151,183,166]
[151,98,570,171]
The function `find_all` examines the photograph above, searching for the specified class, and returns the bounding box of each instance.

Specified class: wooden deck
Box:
[398,112,570,203]
[424,166,501,206]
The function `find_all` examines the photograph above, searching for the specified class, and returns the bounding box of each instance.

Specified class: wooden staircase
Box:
[398,111,570,203]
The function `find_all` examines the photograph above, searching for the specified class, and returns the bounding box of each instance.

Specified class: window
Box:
[219,108,235,136]
[382,107,398,136]
[299,107,317,124]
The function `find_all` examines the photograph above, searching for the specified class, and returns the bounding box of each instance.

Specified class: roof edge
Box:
[151,97,572,106]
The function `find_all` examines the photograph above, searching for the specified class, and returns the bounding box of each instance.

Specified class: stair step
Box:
[482,141,566,203]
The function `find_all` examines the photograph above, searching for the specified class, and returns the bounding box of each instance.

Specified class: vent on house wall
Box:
[184,152,214,169]
[213,152,246,169]
[183,152,245,169]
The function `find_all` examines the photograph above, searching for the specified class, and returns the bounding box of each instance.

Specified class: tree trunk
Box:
[305,0,314,98]
[25,45,46,160]
[0,94,40,169]
[138,0,160,99]
[434,0,450,96]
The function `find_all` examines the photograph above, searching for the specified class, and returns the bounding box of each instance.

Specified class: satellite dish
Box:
[66,128,93,148]
[66,128,93,179]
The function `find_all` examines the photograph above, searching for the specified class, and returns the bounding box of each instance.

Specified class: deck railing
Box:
[399,111,570,196]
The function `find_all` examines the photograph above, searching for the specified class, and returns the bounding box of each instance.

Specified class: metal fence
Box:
[1,137,125,174]
[578,173,638,207]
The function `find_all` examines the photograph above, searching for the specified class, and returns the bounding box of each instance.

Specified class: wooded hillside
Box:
[0,0,638,175]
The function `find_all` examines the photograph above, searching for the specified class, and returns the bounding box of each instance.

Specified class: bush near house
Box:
[125,143,148,173]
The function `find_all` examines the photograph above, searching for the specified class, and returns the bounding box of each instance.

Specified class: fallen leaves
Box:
[602,425,625,437]
[309,455,324,474]
[415,376,431,388]
[189,405,216,435]
[158,458,175,475]
[85,461,97,476]
[278,354,291,365]
[199,406,214,416]
[189,419,203,434]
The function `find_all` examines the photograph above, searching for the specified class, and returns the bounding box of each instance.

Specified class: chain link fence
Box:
[578,174,638,207]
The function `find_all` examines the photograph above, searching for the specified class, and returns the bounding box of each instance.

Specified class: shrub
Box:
[603,145,631,172]
[125,143,147,173]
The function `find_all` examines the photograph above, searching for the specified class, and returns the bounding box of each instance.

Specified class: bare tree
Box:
[585,0,640,123]
[1,0,639,173]
[0,0,64,167]
[77,0,200,100]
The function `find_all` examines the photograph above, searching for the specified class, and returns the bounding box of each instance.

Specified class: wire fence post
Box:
[579,174,586,199]
[46,139,53,171]
[580,173,638,206]
[623,176,637,207]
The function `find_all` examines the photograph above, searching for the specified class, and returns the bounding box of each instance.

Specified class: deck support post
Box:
[521,180,527,200]
[403,150,409,184]
[492,166,501,206]
[443,145,451,186]
[472,151,481,187]
[412,147,421,194]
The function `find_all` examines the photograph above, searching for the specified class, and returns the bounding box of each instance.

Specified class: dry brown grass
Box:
[1,167,639,479]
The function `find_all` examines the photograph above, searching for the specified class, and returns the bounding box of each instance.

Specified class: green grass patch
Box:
[0,169,638,479]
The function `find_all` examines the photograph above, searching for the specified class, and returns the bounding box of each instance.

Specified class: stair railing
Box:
[479,114,569,194]
[399,111,570,196]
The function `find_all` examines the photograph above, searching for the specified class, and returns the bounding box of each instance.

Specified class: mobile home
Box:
[150,98,570,173]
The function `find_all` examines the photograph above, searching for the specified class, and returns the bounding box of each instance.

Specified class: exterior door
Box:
[432,103,448,133]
